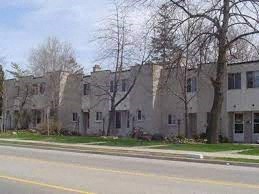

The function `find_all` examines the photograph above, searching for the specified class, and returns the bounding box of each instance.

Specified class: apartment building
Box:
[2,61,259,143]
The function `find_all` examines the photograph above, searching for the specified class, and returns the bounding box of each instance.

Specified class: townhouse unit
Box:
[2,61,259,143]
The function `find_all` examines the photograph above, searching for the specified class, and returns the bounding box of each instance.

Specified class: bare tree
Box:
[130,0,259,143]
[95,1,152,136]
[29,37,82,135]
[29,37,81,76]
[6,63,31,130]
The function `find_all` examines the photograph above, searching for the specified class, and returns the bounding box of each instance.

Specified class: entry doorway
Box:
[83,112,90,135]
[233,113,244,142]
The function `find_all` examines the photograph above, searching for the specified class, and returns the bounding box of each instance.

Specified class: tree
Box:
[0,65,4,118]
[7,63,31,130]
[29,37,82,135]
[29,37,81,76]
[131,0,259,143]
[151,3,201,138]
[95,1,152,136]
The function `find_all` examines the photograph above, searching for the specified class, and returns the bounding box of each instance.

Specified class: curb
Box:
[0,140,259,168]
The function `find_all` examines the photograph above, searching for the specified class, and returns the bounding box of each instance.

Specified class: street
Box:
[0,145,259,194]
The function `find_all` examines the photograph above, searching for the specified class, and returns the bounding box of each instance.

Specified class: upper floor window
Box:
[40,83,46,94]
[187,77,197,93]
[83,83,90,95]
[122,79,127,92]
[72,112,78,122]
[228,73,241,90]
[110,80,114,92]
[168,114,172,125]
[247,71,259,88]
[96,112,103,121]
[15,86,20,96]
[32,84,38,95]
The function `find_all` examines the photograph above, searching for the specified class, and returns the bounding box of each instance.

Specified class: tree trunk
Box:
[184,101,190,138]
[107,106,115,136]
[207,0,230,144]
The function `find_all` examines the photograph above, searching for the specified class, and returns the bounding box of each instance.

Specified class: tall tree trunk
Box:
[184,101,189,138]
[107,106,115,136]
[207,0,230,144]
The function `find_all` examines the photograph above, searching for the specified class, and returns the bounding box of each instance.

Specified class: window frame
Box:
[96,112,103,121]
[72,112,78,122]
[187,77,197,93]
[247,71,259,89]
[137,110,142,121]
[234,113,244,134]
[121,79,127,92]
[253,113,259,134]
[110,80,114,93]
[228,72,241,90]
[83,83,90,95]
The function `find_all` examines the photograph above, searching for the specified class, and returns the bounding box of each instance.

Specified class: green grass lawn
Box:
[0,131,257,152]
[0,131,163,147]
[156,143,256,152]
[239,148,259,155]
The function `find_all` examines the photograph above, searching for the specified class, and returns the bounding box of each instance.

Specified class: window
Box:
[126,111,130,128]
[110,80,114,92]
[137,110,142,121]
[32,84,38,95]
[16,86,20,96]
[122,79,127,92]
[234,113,243,134]
[187,77,197,93]
[73,113,78,122]
[96,112,103,121]
[168,114,172,125]
[247,71,259,88]
[228,73,241,89]
[115,112,121,129]
[40,83,46,94]
[83,83,90,95]
[254,113,259,134]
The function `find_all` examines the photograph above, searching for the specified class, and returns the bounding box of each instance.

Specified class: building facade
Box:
[2,61,259,143]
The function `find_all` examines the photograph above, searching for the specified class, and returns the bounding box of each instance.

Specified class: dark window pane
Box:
[137,110,142,120]
[254,124,259,133]
[168,114,172,125]
[255,72,259,88]
[254,113,259,123]
[235,124,243,133]
[235,73,241,89]
[122,79,127,92]
[247,72,254,88]
[187,78,191,92]
[110,81,114,92]
[192,78,197,92]
[228,73,234,89]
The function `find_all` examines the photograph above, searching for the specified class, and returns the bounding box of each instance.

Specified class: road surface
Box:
[0,145,259,194]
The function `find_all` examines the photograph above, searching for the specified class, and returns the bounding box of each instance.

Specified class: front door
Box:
[233,113,244,142]
[115,111,121,129]
[83,112,90,135]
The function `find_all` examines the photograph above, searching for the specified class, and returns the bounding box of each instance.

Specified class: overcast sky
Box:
[0,0,115,73]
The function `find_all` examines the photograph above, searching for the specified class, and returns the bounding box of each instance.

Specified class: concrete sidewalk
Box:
[0,138,259,166]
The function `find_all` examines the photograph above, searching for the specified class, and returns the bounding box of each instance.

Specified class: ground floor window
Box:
[254,113,259,134]
[137,110,142,121]
[72,113,78,122]
[96,112,102,121]
[234,113,243,134]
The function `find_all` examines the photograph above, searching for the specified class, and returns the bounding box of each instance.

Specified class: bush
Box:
[219,135,229,143]
[152,133,165,141]
[38,121,62,135]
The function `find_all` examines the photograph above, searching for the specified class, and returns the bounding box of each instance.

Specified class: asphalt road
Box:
[0,146,259,194]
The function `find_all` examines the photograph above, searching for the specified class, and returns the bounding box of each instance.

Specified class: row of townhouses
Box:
[2,60,259,143]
